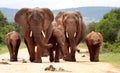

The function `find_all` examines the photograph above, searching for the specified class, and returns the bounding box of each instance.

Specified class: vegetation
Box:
[0,10,23,54]
[0,42,26,54]
[87,8,120,53]
[100,53,120,66]
[0,11,21,45]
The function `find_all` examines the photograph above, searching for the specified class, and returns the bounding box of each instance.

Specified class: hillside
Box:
[0,7,115,24]
[0,8,18,22]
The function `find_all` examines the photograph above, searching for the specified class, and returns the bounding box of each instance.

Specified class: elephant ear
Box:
[55,11,65,26]
[42,8,54,31]
[97,32,103,43]
[14,8,29,29]
[75,11,86,44]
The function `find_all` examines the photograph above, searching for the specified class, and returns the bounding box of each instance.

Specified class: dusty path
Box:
[0,48,120,73]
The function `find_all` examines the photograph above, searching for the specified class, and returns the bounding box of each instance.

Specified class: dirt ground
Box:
[0,48,120,73]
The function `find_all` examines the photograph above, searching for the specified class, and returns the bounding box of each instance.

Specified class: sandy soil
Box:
[0,48,120,73]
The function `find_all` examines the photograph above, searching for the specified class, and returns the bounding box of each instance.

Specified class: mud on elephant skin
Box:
[48,24,66,62]
[86,31,103,62]
[5,31,21,62]
[14,7,54,63]
[55,11,86,62]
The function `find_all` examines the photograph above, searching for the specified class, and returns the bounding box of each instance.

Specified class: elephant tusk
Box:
[30,31,32,37]
[41,30,45,38]
[35,46,37,52]
[62,42,64,46]
[55,43,58,45]
[66,32,69,38]
[74,32,77,37]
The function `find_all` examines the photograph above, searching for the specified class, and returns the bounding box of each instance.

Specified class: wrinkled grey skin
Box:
[55,11,86,61]
[5,31,21,62]
[14,7,54,63]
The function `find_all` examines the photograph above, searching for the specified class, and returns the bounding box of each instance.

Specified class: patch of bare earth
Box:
[0,48,120,73]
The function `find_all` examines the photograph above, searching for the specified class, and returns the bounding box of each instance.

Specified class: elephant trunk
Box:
[30,26,52,49]
[66,31,77,51]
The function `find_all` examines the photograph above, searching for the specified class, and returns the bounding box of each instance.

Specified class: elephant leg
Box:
[87,43,94,62]
[34,45,42,63]
[24,36,35,62]
[63,42,70,61]
[48,48,54,62]
[13,39,21,61]
[70,48,76,62]
[91,48,95,62]
[89,48,94,62]
[8,42,15,61]
[13,46,18,61]
[94,47,100,62]
[55,45,60,62]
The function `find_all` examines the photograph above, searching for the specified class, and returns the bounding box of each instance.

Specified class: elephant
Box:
[55,11,86,61]
[48,24,66,62]
[86,31,103,62]
[14,7,54,63]
[5,31,21,62]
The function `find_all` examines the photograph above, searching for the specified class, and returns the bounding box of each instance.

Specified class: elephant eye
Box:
[63,14,67,18]
[27,11,32,15]
[75,14,78,17]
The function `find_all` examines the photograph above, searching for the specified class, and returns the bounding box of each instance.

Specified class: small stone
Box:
[44,67,49,71]
[0,62,9,64]
[58,67,65,71]
[82,55,86,57]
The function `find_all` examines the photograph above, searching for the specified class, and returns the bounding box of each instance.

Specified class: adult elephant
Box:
[48,24,66,62]
[86,31,103,62]
[5,31,21,62]
[55,11,86,61]
[14,7,54,63]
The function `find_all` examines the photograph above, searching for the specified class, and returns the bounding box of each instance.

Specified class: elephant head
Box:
[89,31,103,46]
[14,7,54,49]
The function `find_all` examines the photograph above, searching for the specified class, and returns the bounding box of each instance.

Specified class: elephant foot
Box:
[69,58,76,62]
[54,60,60,62]
[10,58,17,62]
[29,57,35,62]
[90,57,96,62]
[34,59,42,63]
[90,60,99,62]
[55,58,60,62]
[63,54,70,61]
[93,59,99,62]
[50,58,54,62]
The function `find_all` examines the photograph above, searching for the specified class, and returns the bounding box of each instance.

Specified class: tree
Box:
[0,11,16,44]
[95,8,120,43]
[86,21,97,34]
[0,11,9,26]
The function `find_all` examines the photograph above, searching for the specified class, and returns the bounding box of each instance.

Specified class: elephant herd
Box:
[5,7,103,63]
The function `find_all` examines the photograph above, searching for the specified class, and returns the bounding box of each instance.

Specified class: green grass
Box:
[0,42,26,55]
[78,43,120,66]
[0,44,8,54]
[100,52,120,66]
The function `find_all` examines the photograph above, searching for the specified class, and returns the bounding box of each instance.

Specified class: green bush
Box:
[95,8,120,43]
[101,42,120,53]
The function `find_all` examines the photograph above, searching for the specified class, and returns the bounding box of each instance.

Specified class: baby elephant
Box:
[5,31,21,61]
[48,24,66,62]
[86,31,103,62]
